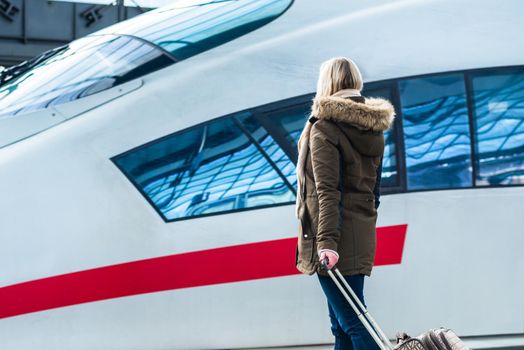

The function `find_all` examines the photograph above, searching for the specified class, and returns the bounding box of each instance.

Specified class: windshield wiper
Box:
[0,44,69,87]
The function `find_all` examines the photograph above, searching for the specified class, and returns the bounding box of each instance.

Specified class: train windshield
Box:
[0,35,173,119]
[0,0,293,119]
[93,0,294,60]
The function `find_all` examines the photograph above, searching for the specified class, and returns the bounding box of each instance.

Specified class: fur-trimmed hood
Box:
[311,95,395,132]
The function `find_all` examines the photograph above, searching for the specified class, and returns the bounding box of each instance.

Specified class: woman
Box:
[295,57,395,350]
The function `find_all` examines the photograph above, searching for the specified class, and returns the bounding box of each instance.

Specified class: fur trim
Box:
[311,96,396,132]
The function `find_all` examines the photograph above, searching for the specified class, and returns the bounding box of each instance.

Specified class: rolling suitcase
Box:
[321,261,470,350]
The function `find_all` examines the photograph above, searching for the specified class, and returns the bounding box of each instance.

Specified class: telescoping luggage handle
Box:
[320,260,395,350]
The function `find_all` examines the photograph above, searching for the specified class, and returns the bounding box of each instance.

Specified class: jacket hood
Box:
[311,95,395,132]
[311,95,396,157]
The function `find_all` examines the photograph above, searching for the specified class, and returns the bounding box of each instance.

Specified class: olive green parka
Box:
[295,94,395,276]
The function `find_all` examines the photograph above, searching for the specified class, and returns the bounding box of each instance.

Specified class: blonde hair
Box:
[298,57,364,150]
[314,57,363,99]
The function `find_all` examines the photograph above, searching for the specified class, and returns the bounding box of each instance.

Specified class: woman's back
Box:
[296,92,395,277]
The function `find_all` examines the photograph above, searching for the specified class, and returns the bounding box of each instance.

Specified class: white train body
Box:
[0,0,523,349]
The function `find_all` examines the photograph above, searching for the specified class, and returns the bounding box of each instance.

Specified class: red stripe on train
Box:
[0,224,407,319]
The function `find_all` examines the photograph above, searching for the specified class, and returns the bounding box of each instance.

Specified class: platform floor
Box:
[239,334,524,350]
[240,345,524,350]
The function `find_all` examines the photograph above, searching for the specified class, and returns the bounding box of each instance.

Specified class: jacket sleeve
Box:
[309,123,341,253]
[373,155,383,210]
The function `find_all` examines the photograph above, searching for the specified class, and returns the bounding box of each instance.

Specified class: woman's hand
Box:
[319,249,339,270]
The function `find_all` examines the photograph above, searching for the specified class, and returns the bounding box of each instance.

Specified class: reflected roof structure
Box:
[0,0,293,120]
[0,35,172,119]
[91,0,294,60]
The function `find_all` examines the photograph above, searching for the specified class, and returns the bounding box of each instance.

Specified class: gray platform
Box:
[239,333,524,350]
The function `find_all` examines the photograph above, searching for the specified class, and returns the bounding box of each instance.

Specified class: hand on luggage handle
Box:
[320,258,330,271]
[319,251,338,270]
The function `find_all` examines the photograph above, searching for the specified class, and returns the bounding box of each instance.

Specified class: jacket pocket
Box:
[344,193,376,218]
[296,223,316,271]
[296,196,319,273]
[304,195,319,237]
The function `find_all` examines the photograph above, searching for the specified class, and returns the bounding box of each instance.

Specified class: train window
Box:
[362,85,399,188]
[94,0,294,61]
[263,104,311,154]
[0,35,173,118]
[400,74,473,190]
[235,113,297,188]
[255,103,313,193]
[470,68,524,185]
[113,116,296,221]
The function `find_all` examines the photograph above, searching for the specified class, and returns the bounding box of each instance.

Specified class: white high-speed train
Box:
[0,0,523,349]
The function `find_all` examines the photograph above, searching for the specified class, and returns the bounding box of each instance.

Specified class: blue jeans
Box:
[317,273,380,350]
